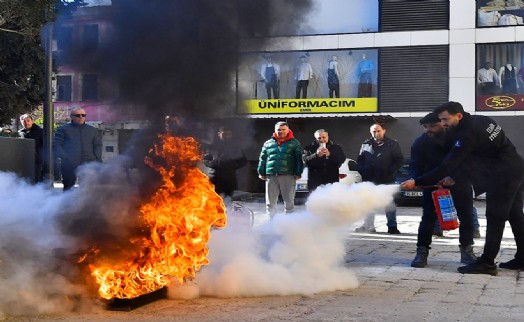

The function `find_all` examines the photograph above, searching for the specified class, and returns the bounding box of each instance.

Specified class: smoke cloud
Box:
[173,182,398,298]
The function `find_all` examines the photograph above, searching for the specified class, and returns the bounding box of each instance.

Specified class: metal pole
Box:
[43,22,54,184]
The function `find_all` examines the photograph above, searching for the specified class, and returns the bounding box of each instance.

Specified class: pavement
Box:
[242,199,524,321]
[13,190,524,322]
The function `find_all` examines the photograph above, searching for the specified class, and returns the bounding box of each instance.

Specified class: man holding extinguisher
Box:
[408,112,477,268]
[402,102,524,276]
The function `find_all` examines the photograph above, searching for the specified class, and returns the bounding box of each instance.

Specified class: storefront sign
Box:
[239,98,378,114]
[476,95,524,111]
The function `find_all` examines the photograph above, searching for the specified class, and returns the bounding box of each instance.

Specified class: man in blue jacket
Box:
[258,121,303,219]
[402,101,524,275]
[53,108,102,191]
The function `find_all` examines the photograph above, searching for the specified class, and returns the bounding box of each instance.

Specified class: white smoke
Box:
[0,172,90,315]
[0,156,140,316]
[176,181,399,298]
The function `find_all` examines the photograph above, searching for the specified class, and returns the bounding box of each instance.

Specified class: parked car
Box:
[295,158,362,199]
[394,162,423,206]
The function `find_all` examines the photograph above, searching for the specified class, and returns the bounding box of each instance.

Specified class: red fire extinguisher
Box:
[432,188,459,230]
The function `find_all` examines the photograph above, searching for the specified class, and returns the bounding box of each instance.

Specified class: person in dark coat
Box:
[203,126,247,198]
[355,122,404,234]
[408,112,477,268]
[53,108,102,191]
[302,129,346,192]
[402,101,524,275]
[19,114,44,183]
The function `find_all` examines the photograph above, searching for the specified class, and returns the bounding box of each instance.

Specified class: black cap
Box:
[419,112,440,125]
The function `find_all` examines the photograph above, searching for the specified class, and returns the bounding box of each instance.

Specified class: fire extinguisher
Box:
[432,188,459,230]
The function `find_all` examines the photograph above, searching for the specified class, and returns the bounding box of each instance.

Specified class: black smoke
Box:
[58,0,313,130]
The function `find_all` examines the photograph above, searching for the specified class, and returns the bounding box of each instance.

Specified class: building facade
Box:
[52,0,524,190]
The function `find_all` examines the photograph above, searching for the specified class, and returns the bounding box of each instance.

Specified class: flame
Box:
[83,134,226,299]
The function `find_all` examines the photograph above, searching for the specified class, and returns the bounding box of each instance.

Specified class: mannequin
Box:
[356,53,375,98]
[498,63,519,94]
[295,55,314,99]
[327,55,340,98]
[260,56,280,99]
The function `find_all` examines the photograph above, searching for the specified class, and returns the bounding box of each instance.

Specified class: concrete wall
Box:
[0,137,35,182]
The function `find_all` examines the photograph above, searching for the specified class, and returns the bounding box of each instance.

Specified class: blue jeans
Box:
[363,201,397,228]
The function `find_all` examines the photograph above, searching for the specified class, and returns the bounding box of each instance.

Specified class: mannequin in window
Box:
[477,61,499,95]
[327,55,340,98]
[295,55,314,99]
[260,56,280,99]
[499,63,519,94]
[355,53,375,98]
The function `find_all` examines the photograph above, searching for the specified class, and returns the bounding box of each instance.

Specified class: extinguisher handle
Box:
[416,184,441,189]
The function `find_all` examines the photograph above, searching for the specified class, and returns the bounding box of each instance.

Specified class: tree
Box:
[0,0,85,126]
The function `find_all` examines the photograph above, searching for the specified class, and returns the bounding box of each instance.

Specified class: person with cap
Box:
[402,101,524,275]
[409,112,477,268]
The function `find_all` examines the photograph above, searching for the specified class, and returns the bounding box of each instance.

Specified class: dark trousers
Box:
[265,80,279,99]
[295,80,309,99]
[482,175,524,264]
[479,82,496,95]
[358,73,372,97]
[61,162,79,191]
[34,163,43,183]
[211,176,237,198]
[328,82,340,98]
[417,181,474,247]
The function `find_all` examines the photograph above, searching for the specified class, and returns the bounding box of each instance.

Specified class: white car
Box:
[296,158,362,196]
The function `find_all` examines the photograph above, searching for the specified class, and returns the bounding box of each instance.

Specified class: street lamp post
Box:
[43,22,54,184]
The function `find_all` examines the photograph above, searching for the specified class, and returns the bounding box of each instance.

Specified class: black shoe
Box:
[432,230,443,237]
[457,258,498,276]
[388,227,401,234]
[473,230,481,238]
[499,258,524,270]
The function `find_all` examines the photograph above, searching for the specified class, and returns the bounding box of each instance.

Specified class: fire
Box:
[83,133,226,300]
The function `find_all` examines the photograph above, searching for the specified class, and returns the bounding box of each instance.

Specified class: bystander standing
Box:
[18,114,44,183]
[302,129,345,192]
[355,122,404,234]
[203,125,247,198]
[257,121,303,219]
[53,108,102,191]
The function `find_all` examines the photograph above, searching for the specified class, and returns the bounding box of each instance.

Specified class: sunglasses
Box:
[72,114,86,118]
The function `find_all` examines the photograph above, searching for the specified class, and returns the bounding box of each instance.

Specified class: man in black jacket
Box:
[355,122,404,234]
[204,126,247,198]
[409,112,477,268]
[302,129,346,192]
[402,101,524,275]
[19,114,44,183]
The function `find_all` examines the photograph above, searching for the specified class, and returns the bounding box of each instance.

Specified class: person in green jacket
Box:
[258,121,304,219]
